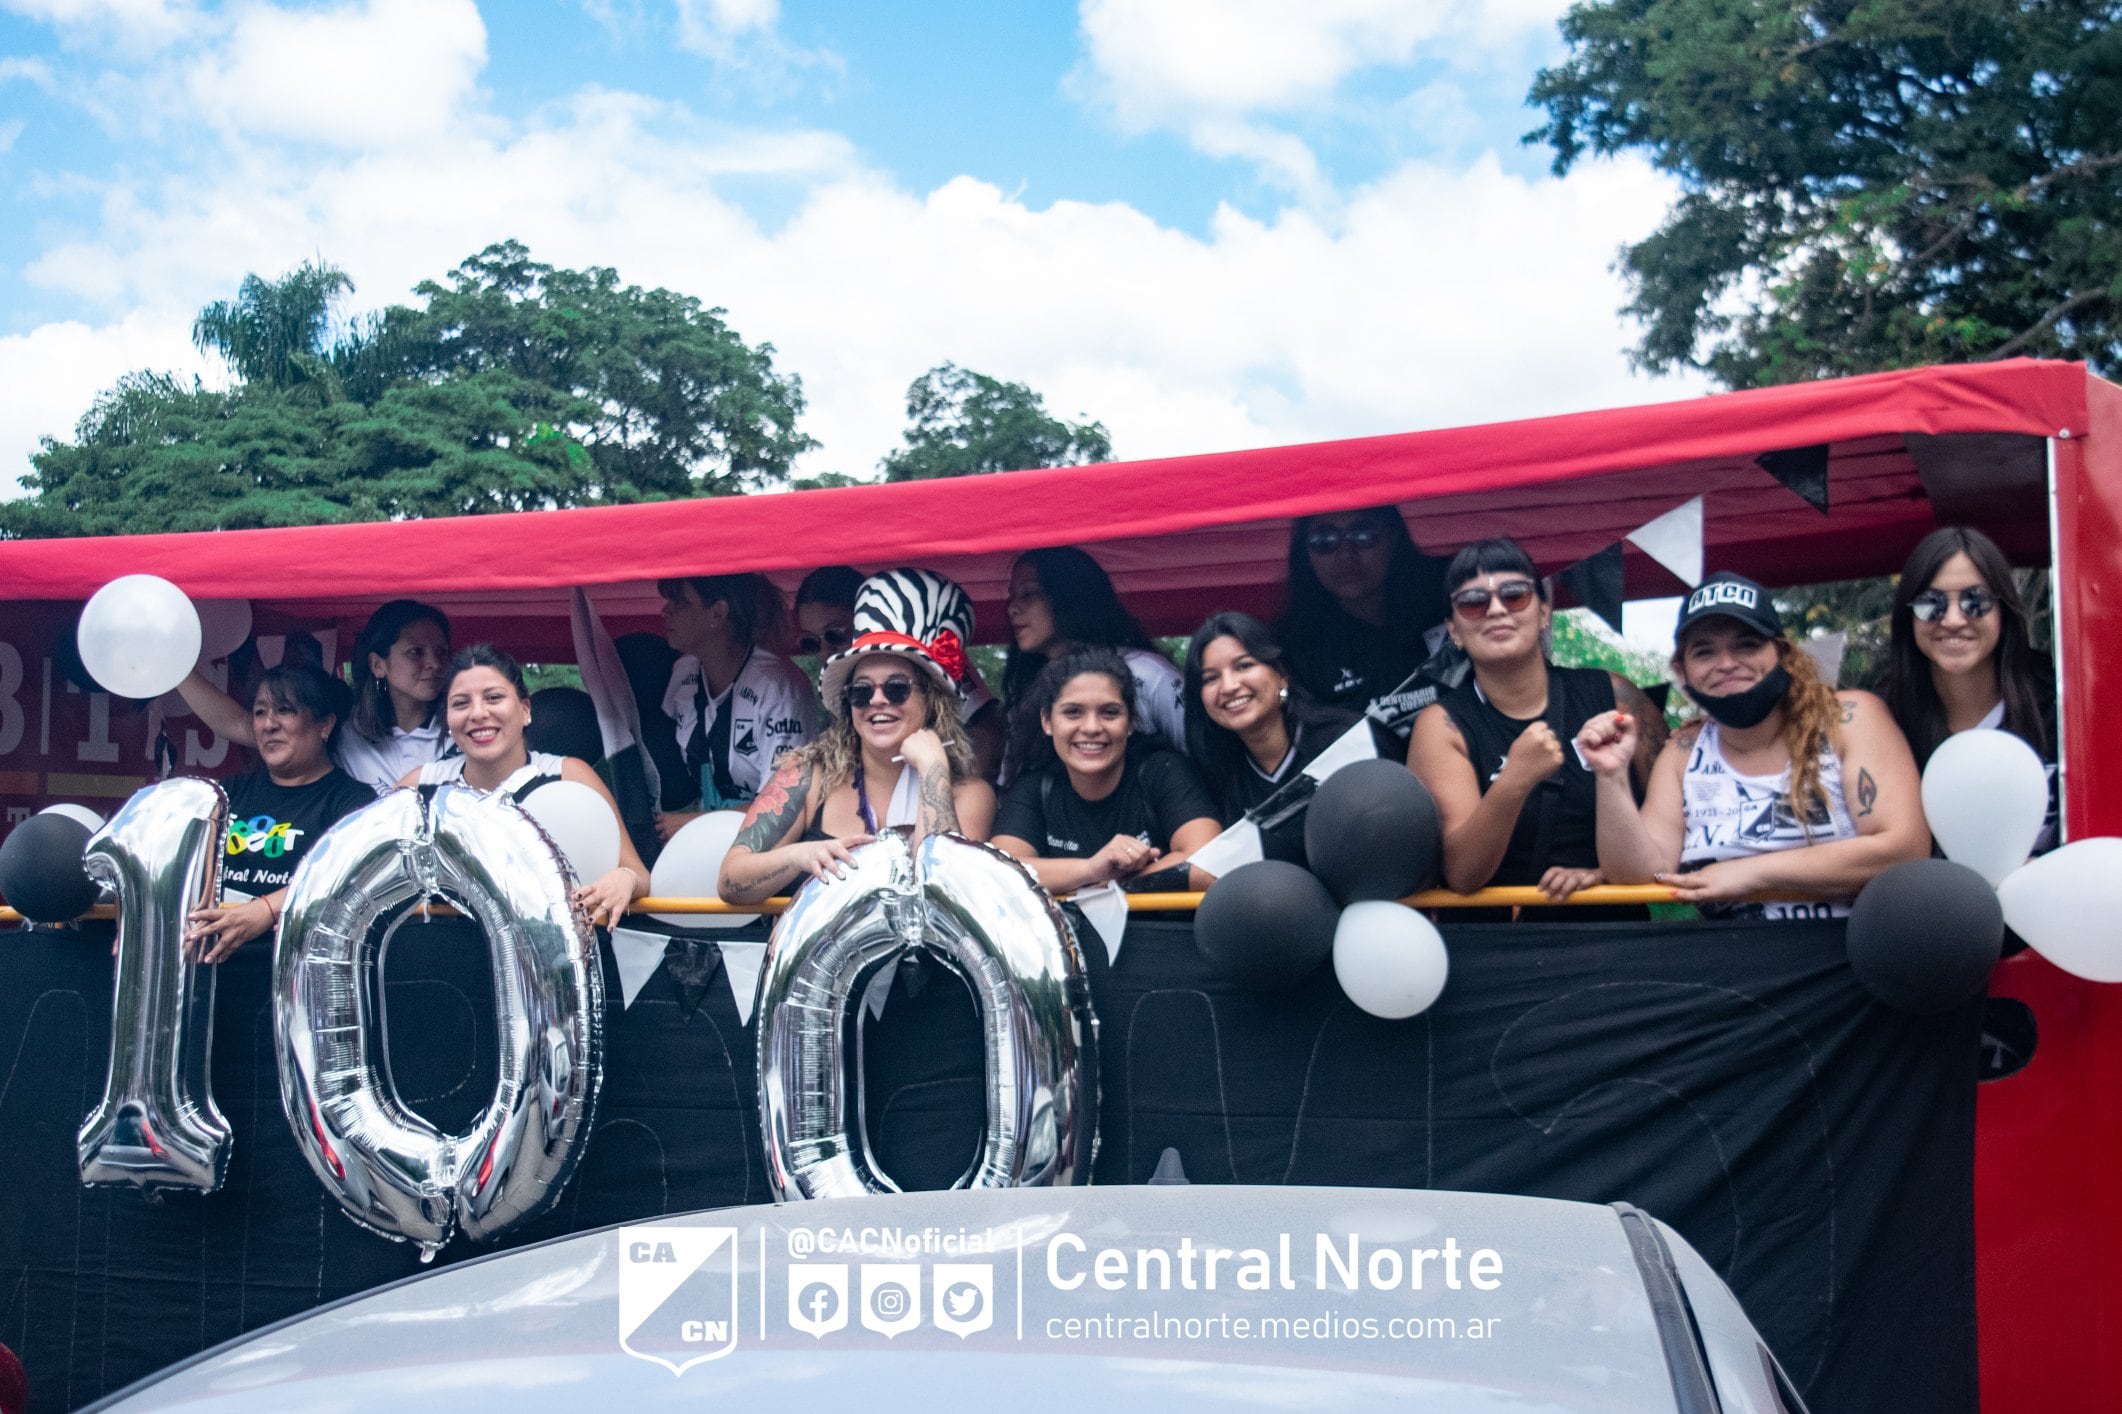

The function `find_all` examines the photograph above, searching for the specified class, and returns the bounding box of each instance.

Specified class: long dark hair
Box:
[1001,548,1154,700]
[348,600,451,743]
[1002,548,1155,771]
[1281,505,1447,646]
[1022,646,1138,776]
[1883,526,2054,765]
[1181,612,1343,812]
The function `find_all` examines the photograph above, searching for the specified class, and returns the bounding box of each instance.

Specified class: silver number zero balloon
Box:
[757,829,1098,1200]
[78,776,234,1192]
[274,785,604,1258]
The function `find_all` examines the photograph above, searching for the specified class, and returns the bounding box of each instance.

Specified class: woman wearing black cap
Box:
[1408,538,1664,901]
[1578,571,1929,916]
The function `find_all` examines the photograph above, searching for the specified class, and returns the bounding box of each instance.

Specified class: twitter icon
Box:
[932,1263,993,1337]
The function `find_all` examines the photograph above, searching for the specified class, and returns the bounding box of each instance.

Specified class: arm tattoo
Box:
[1839,698,1857,724]
[917,769,960,837]
[1856,767,1878,818]
[734,763,811,853]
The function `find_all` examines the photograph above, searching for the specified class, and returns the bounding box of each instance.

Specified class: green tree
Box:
[191,260,355,398]
[2,242,816,537]
[1528,0,2122,386]
[879,362,1111,480]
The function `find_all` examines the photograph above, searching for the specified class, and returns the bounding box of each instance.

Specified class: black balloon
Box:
[0,815,100,924]
[1303,759,1442,904]
[1193,860,1339,989]
[527,687,603,765]
[1846,859,2003,1015]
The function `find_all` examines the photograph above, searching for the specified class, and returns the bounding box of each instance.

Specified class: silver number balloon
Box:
[275,785,603,1258]
[78,777,234,1192]
[758,830,1098,1200]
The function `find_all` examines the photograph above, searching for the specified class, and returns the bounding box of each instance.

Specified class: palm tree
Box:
[191,261,354,396]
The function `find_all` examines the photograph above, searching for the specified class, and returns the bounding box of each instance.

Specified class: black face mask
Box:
[1686,664,1790,729]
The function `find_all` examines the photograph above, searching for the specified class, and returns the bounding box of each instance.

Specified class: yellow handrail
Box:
[2,884,1691,926]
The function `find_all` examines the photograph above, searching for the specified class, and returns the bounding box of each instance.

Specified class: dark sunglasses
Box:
[1306,525,1384,555]
[796,623,855,657]
[845,676,918,708]
[1909,587,1996,623]
[1450,579,1540,620]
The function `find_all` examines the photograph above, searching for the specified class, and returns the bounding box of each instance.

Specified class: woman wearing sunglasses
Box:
[1280,506,1453,749]
[1576,572,1928,916]
[1409,538,1665,901]
[993,647,1223,895]
[1882,526,2057,849]
[718,571,995,904]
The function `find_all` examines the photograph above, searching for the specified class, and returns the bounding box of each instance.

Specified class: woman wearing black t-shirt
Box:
[1181,611,1371,872]
[1408,538,1663,900]
[184,665,376,963]
[993,649,1221,895]
[1280,506,1453,747]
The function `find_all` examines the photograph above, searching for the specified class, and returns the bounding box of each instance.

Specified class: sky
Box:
[0,0,1704,639]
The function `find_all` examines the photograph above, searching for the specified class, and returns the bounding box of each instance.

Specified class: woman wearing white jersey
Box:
[396,645,649,927]
[179,599,453,793]
[653,572,818,839]
[1577,572,1928,918]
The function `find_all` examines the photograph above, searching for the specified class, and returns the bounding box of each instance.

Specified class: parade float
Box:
[1,358,2116,1412]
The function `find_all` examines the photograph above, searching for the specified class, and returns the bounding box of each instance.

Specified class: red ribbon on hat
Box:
[927,629,968,684]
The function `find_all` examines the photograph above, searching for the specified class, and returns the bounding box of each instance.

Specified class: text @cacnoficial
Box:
[1045,1232,1504,1293]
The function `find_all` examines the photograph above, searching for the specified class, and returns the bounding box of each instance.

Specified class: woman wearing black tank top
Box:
[394,646,649,927]
[1408,539,1663,899]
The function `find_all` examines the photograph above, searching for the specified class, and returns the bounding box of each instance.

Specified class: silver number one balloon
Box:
[77,776,235,1192]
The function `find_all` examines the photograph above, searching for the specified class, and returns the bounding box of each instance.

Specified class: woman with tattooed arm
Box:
[718,571,997,904]
[1576,571,1928,918]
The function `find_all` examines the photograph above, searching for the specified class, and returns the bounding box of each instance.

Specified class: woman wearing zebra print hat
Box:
[718,569,997,903]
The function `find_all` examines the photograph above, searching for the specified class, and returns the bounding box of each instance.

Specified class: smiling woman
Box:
[394,645,649,928]
[181,664,374,964]
[1181,611,1373,871]
[717,570,997,905]
[992,647,1221,895]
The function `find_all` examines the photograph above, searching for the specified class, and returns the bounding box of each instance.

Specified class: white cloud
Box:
[670,0,840,91]
[182,0,488,149]
[0,312,208,490]
[0,2,1695,498]
[1069,0,1570,186]
[0,0,201,54]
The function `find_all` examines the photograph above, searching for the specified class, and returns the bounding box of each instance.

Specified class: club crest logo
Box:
[618,1225,740,1374]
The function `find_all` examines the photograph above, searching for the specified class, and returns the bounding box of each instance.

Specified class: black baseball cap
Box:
[1674,572,1782,641]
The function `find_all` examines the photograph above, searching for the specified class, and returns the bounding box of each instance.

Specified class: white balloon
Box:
[77,575,202,699]
[650,810,754,929]
[519,781,621,884]
[1997,838,2122,983]
[1332,901,1450,1019]
[38,803,107,833]
[193,599,254,662]
[1921,729,2050,887]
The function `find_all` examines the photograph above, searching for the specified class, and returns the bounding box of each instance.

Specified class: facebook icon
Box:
[788,1262,849,1337]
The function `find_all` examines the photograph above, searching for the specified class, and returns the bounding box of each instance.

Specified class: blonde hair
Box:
[792,673,976,792]
[1673,637,1846,833]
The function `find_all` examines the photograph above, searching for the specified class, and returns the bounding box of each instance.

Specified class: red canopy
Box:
[0,358,2089,655]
